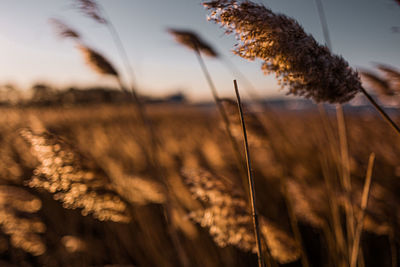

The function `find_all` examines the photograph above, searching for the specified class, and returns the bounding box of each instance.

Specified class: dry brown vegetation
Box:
[0,103,398,266]
[1,0,399,266]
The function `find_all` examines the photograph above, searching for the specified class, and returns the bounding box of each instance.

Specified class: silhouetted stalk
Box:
[350,153,375,267]
[193,47,249,194]
[234,80,267,267]
[224,62,309,266]
[361,87,400,136]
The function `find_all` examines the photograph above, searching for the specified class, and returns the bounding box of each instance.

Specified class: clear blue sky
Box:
[0,0,399,100]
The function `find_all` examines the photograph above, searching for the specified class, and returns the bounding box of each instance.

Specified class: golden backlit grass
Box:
[0,103,398,266]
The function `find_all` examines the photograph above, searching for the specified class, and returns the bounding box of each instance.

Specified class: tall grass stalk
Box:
[225,57,309,267]
[350,153,375,267]
[234,80,267,267]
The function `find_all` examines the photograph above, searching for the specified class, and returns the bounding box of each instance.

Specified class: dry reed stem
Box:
[234,80,266,267]
[220,94,310,267]
[350,153,375,267]
[360,87,400,136]
[221,96,310,267]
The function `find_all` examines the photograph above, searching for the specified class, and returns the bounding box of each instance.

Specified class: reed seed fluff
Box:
[203,0,362,103]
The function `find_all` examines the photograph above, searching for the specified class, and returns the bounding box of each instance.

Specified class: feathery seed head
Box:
[77,44,119,77]
[74,0,107,24]
[20,128,131,223]
[203,0,362,103]
[181,168,300,263]
[375,63,400,91]
[168,28,219,58]
[50,18,81,40]
[360,71,394,96]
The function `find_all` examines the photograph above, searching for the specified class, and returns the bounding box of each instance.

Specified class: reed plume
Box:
[204,0,400,136]
[361,71,394,96]
[181,168,300,264]
[73,0,107,24]
[76,44,120,77]
[20,128,131,223]
[203,0,362,103]
[376,63,400,91]
[49,18,81,40]
[168,29,219,58]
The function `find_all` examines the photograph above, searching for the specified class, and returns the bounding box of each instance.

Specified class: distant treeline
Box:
[0,83,187,106]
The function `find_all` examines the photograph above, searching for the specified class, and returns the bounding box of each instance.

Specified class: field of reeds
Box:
[0,102,399,267]
[1,0,400,266]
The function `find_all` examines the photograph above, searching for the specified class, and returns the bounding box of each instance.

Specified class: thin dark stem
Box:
[361,87,400,136]
[234,80,266,267]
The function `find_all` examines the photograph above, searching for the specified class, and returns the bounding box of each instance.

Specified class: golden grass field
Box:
[1,0,399,266]
[0,103,398,267]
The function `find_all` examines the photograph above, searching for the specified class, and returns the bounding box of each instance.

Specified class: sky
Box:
[0,0,399,100]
